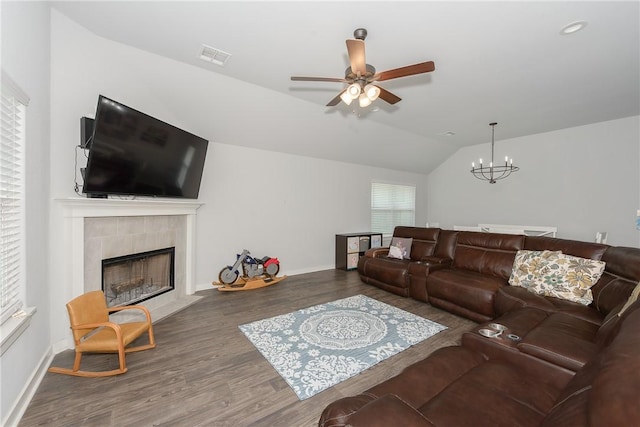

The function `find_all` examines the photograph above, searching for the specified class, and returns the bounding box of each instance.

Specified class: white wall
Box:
[48,11,429,293]
[197,143,427,286]
[1,2,52,425]
[427,116,640,247]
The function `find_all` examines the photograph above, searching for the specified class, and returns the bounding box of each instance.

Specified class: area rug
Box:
[239,294,447,400]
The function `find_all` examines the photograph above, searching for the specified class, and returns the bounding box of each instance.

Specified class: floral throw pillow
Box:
[388,237,413,260]
[509,250,606,305]
[509,250,562,287]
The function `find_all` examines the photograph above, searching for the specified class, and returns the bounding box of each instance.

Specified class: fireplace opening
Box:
[102,247,175,308]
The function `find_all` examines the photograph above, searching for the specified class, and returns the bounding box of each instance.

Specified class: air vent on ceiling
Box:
[199,44,231,66]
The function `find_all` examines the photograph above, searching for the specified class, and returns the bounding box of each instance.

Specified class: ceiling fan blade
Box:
[377,86,402,104]
[375,61,435,82]
[326,90,346,107]
[291,76,347,83]
[346,39,366,75]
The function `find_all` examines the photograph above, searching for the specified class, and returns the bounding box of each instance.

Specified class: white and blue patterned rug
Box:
[239,294,447,400]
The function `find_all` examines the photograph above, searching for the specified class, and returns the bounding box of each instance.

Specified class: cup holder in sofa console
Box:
[488,323,506,332]
[478,328,502,338]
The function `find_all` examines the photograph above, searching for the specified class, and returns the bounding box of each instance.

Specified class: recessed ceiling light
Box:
[560,21,587,35]
[439,131,456,137]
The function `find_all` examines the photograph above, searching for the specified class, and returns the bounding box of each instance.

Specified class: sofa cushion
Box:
[516,312,600,371]
[541,305,640,427]
[345,394,434,427]
[452,232,524,280]
[587,246,640,316]
[319,346,486,427]
[524,235,608,260]
[393,226,439,261]
[367,346,486,406]
[494,286,605,325]
[420,360,560,427]
[427,269,506,319]
[359,256,411,290]
[509,250,605,305]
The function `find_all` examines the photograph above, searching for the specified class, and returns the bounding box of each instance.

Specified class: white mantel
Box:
[57,197,203,218]
[50,198,203,352]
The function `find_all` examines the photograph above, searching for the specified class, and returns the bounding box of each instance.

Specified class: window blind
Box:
[1,71,29,324]
[371,181,416,236]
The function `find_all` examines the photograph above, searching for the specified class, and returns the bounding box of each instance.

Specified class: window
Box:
[371,181,416,236]
[1,70,29,325]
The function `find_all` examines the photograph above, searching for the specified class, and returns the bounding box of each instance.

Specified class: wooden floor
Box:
[20,269,476,427]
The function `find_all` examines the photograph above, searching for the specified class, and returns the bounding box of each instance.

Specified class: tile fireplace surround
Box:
[51,198,203,352]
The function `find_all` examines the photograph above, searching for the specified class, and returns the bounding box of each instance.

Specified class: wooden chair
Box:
[48,290,156,377]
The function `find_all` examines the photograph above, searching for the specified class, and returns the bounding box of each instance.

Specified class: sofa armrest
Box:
[343,394,435,427]
[319,395,376,427]
[364,247,390,258]
[419,256,451,266]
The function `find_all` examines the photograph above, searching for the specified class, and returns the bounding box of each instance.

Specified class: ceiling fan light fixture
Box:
[364,84,380,101]
[358,93,372,108]
[346,83,361,99]
[340,91,354,106]
[290,28,435,109]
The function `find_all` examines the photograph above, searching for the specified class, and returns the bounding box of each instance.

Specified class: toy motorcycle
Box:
[218,249,280,285]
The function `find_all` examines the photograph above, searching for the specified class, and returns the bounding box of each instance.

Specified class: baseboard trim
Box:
[2,347,53,427]
[195,265,336,292]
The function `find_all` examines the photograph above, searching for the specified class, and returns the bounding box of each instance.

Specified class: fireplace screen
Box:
[102,247,175,308]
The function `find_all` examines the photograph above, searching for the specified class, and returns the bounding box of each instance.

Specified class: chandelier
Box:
[470,122,519,184]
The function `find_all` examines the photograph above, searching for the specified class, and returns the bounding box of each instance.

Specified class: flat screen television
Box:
[82,95,208,199]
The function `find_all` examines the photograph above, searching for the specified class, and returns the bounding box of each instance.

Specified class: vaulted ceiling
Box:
[51,1,639,170]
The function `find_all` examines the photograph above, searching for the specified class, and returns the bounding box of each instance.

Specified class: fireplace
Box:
[102,247,175,308]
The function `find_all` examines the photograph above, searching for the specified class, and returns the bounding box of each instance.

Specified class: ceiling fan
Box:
[291,28,435,108]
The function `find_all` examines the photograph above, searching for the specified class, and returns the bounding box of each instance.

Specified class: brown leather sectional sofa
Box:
[319,227,640,426]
